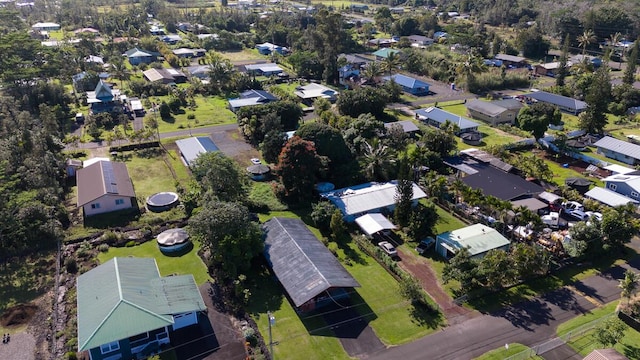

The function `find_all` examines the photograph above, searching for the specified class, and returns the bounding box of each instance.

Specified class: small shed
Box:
[355,213,396,237]
[436,223,510,259]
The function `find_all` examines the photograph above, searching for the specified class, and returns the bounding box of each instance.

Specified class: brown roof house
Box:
[76,160,137,217]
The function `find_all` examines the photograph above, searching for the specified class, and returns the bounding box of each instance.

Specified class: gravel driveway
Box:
[0,332,35,360]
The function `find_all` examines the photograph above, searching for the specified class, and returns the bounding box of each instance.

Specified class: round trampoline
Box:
[157,228,192,254]
[146,192,179,212]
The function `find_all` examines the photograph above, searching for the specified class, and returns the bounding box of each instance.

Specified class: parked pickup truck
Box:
[416,237,435,255]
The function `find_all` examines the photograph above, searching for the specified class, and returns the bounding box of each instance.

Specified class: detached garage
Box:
[436,223,510,260]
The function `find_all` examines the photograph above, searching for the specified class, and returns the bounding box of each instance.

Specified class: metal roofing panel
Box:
[437,224,510,257]
[355,213,396,236]
[594,136,640,161]
[151,275,206,315]
[584,187,638,207]
[76,161,135,206]
[465,99,506,117]
[322,181,427,216]
[382,74,429,89]
[494,54,526,63]
[603,164,636,175]
[511,198,548,212]
[77,258,175,351]
[384,120,419,133]
[415,107,480,130]
[263,218,360,307]
[525,91,587,112]
[538,191,561,204]
[175,136,219,165]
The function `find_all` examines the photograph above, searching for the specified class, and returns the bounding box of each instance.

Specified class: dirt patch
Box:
[1,304,39,328]
[397,248,478,326]
[537,150,609,179]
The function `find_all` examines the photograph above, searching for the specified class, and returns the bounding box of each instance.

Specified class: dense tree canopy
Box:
[190,151,249,203]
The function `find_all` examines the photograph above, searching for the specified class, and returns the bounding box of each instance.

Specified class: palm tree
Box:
[609,32,623,69]
[110,60,130,90]
[361,140,394,181]
[382,52,402,76]
[455,51,485,92]
[577,29,597,55]
[362,61,383,84]
[619,270,638,305]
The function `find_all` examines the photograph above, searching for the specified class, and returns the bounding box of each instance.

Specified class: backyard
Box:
[97,239,210,285]
[148,95,237,133]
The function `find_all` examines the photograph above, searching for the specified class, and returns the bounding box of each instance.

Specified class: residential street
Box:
[365,256,640,360]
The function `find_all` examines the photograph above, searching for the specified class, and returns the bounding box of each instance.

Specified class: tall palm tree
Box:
[361,140,394,181]
[619,270,638,305]
[609,32,623,69]
[455,51,485,92]
[110,60,130,90]
[577,29,597,55]
[362,61,383,84]
[382,52,402,76]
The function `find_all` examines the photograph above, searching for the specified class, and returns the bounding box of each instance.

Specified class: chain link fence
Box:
[503,313,616,360]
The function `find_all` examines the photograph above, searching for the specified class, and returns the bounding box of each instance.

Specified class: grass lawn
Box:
[118,149,178,200]
[268,82,303,96]
[219,49,266,62]
[166,149,191,186]
[515,150,603,187]
[248,182,288,211]
[466,248,635,313]
[474,343,543,360]
[97,239,210,285]
[253,209,444,356]
[557,301,618,337]
[151,95,236,133]
[0,254,54,316]
[558,301,640,359]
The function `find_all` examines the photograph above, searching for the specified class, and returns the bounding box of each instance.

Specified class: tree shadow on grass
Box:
[624,344,640,359]
[409,302,446,329]
[244,260,284,316]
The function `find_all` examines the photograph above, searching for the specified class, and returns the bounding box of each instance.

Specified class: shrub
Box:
[243,327,257,346]
[98,244,109,253]
[65,352,77,360]
[102,230,119,244]
[125,240,136,247]
[187,113,196,120]
[65,258,78,274]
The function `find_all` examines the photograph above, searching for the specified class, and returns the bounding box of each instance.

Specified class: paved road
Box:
[365,257,640,360]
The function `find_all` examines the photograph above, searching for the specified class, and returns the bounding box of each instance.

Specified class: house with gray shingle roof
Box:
[465,99,523,126]
[77,257,205,360]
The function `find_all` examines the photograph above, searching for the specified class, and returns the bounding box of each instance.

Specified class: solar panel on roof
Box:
[102,161,119,194]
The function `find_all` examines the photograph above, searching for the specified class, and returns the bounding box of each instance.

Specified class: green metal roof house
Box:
[77,257,206,360]
[436,223,510,259]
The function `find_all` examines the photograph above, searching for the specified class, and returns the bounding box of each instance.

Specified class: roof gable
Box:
[415,107,479,130]
[321,181,427,216]
[461,163,543,201]
[94,80,113,101]
[76,161,136,206]
[175,136,219,165]
[594,136,640,161]
[383,74,429,89]
[77,258,204,351]
[263,218,360,307]
[438,223,510,256]
[525,91,587,111]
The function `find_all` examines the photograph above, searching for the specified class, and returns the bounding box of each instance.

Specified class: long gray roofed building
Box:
[263,217,360,308]
[175,136,219,166]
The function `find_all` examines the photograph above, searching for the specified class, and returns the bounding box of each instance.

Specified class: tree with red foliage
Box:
[275,136,322,204]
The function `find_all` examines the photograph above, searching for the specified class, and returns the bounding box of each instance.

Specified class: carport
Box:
[355,213,396,237]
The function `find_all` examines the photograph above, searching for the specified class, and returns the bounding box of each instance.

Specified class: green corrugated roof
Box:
[437,223,510,256]
[77,257,205,351]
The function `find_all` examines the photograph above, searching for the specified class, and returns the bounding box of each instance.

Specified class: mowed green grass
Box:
[153,96,236,133]
[97,240,211,285]
[474,343,543,360]
[558,301,640,359]
[219,48,266,61]
[120,150,178,200]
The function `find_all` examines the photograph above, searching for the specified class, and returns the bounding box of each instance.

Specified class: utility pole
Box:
[268,311,276,359]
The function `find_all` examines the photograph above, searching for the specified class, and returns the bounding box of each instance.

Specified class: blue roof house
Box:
[123,48,157,65]
[228,90,278,112]
[593,136,640,165]
[415,107,480,134]
[382,74,430,95]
